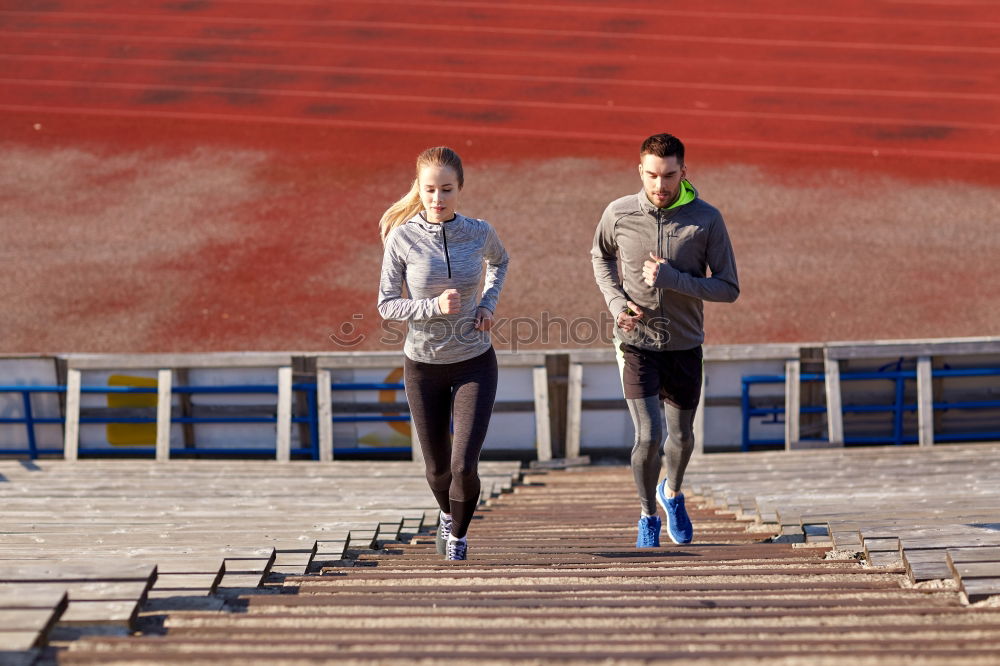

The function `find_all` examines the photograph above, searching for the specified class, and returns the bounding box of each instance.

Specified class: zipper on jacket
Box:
[656,210,662,259]
[656,210,663,317]
[442,224,452,279]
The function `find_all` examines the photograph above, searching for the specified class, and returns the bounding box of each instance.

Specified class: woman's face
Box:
[418,164,461,223]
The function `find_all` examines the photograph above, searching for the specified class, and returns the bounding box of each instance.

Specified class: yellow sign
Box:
[379,366,410,438]
[107,375,157,446]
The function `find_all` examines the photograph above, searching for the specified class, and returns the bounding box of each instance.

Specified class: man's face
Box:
[639,153,686,209]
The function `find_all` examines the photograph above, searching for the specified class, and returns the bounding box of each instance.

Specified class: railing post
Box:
[784,359,801,450]
[824,353,844,446]
[740,377,751,451]
[565,362,583,459]
[22,390,39,460]
[63,368,81,461]
[917,356,934,447]
[276,366,292,462]
[893,370,906,446]
[316,368,333,462]
[410,419,424,464]
[155,369,172,462]
[532,366,552,461]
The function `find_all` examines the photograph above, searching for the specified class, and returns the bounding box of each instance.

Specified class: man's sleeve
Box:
[591,207,629,315]
[653,212,740,303]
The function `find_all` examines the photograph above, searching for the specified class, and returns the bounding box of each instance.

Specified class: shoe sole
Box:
[656,481,692,545]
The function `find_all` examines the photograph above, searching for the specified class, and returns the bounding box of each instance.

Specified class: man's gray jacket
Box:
[591,186,739,351]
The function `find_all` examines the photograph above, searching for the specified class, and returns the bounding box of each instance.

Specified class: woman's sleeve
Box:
[377,235,442,321]
[478,223,509,313]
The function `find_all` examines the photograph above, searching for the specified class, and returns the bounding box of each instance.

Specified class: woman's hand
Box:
[437,289,460,314]
[474,306,494,331]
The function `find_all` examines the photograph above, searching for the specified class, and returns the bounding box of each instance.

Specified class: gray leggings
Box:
[626,395,696,515]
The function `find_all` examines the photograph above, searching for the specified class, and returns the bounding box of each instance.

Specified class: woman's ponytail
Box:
[379,178,422,244]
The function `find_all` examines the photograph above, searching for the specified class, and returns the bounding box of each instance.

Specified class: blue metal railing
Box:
[741,366,1000,450]
[741,373,823,450]
[0,386,63,458]
[328,381,411,455]
[0,380,413,459]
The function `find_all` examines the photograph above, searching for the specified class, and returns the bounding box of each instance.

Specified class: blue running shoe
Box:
[636,515,661,548]
[657,479,693,544]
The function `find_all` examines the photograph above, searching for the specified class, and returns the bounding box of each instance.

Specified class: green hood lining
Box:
[667,180,696,210]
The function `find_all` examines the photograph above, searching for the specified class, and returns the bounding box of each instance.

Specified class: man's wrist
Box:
[653,264,678,288]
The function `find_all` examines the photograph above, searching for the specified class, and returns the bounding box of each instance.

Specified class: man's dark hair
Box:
[640,133,685,164]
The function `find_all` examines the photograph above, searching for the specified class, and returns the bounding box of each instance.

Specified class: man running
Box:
[591,133,739,547]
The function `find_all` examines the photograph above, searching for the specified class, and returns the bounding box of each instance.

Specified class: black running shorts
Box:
[619,343,703,409]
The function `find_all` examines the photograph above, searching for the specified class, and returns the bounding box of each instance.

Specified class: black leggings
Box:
[403,347,498,538]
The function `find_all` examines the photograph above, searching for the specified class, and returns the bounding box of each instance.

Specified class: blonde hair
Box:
[379,146,464,243]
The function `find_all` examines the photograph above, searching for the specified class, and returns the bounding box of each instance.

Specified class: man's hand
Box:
[616,300,643,332]
[642,252,666,287]
[474,306,494,331]
[438,288,460,314]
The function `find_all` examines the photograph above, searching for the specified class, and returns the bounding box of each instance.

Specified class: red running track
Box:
[3,0,999,169]
[1,0,998,351]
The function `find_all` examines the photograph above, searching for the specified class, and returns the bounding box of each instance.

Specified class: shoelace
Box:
[672,497,690,525]
[680,496,691,530]
[670,498,693,535]
[446,539,467,559]
[439,515,453,539]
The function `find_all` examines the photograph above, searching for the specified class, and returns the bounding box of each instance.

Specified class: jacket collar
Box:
[410,212,465,234]
[637,180,698,217]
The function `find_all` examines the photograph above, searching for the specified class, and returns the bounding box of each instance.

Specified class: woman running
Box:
[377,146,510,561]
